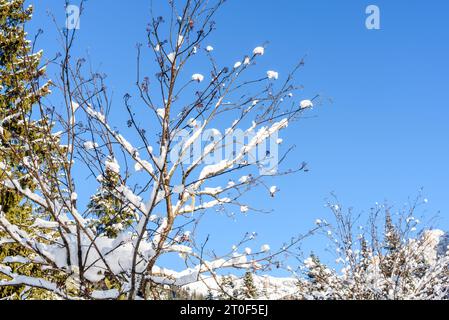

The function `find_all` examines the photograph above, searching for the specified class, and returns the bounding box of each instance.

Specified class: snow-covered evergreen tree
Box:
[0,0,60,299]
[87,168,135,238]
[242,271,258,299]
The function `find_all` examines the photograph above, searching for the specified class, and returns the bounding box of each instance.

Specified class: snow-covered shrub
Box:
[297,199,449,300]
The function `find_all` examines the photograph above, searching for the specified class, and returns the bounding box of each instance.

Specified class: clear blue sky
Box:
[26,0,449,268]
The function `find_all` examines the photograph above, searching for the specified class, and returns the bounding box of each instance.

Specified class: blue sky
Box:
[26,0,449,269]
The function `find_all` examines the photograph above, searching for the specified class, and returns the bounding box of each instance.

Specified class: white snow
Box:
[177,35,184,47]
[183,231,191,238]
[183,275,298,300]
[83,141,98,150]
[267,70,279,80]
[116,185,145,212]
[238,176,250,184]
[116,134,138,155]
[178,197,231,214]
[105,157,120,174]
[2,256,30,264]
[269,186,278,197]
[134,162,143,172]
[167,52,176,64]
[227,181,236,188]
[191,73,204,83]
[86,107,106,123]
[300,99,314,109]
[173,185,185,194]
[198,160,229,181]
[32,218,60,229]
[253,46,265,56]
[240,206,249,213]
[91,289,120,300]
[134,160,154,173]
[304,257,315,268]
[157,108,166,119]
[187,118,197,127]
[201,187,223,196]
[71,101,80,112]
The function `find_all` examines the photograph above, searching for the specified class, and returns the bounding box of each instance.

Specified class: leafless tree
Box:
[1,0,318,299]
[296,195,449,300]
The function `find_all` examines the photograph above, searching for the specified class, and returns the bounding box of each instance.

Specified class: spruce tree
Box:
[205,289,214,300]
[0,0,55,299]
[382,211,404,277]
[306,254,322,284]
[242,271,258,299]
[384,211,400,252]
[87,168,135,238]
